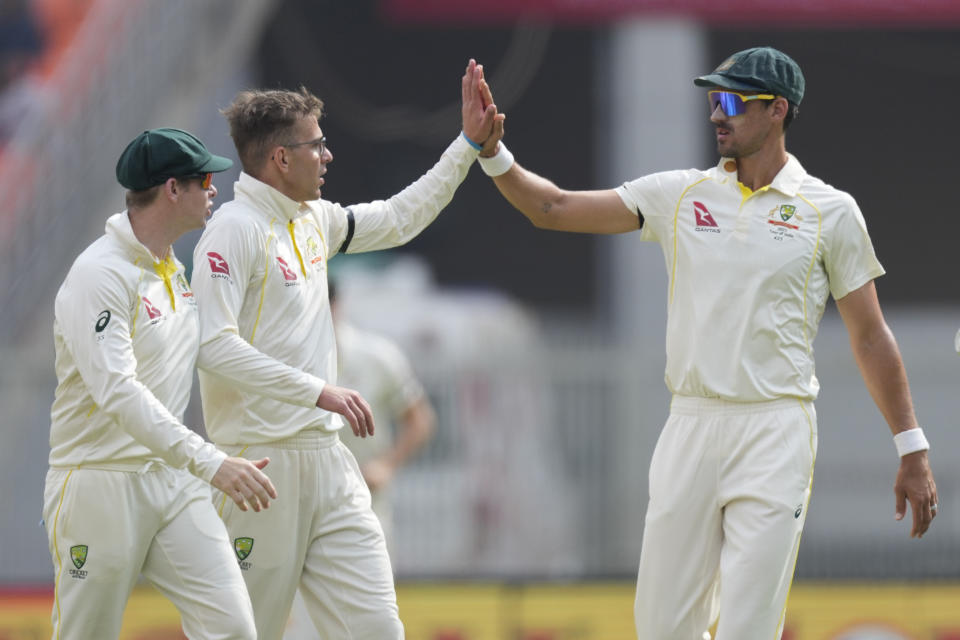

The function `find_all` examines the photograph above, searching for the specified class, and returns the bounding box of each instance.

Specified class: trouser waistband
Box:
[670,395,812,416]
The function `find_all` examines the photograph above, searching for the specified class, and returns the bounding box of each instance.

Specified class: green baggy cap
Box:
[694,46,805,106]
[116,127,233,190]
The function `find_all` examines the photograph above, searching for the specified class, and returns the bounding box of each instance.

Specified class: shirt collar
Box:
[235,172,310,222]
[716,153,807,197]
[104,211,171,265]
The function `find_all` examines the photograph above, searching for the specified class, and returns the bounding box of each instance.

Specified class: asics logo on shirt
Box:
[95,310,111,332]
[206,252,231,276]
[276,257,298,282]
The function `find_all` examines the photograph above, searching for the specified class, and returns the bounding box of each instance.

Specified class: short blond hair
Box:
[221,87,324,175]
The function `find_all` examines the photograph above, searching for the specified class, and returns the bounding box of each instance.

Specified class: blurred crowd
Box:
[0,0,92,150]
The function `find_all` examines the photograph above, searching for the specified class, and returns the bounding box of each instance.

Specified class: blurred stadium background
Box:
[1,0,959,638]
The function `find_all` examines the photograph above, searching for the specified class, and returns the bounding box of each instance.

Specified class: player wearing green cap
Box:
[476,46,938,639]
[44,128,278,639]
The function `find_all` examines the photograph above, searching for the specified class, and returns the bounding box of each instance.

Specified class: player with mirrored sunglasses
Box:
[475,46,938,640]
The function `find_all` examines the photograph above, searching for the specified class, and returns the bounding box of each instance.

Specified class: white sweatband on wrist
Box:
[478,143,515,177]
[894,427,929,457]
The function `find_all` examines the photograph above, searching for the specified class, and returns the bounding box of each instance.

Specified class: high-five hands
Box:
[462,59,505,150]
[477,63,505,157]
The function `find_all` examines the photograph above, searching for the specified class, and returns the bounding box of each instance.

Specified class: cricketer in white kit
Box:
[283,292,436,640]
[191,60,501,640]
[475,46,938,639]
[44,128,277,640]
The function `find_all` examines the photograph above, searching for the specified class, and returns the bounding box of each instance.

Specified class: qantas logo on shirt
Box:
[276,257,299,283]
[206,252,231,276]
[693,201,720,233]
[141,297,161,320]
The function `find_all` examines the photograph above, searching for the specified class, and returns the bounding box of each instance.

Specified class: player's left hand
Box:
[894,450,938,538]
[461,59,498,147]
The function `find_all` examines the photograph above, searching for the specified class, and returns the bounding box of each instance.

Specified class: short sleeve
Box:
[822,194,885,300]
[615,169,699,244]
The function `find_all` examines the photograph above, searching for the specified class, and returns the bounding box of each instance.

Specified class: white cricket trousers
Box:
[215,429,403,640]
[43,464,256,640]
[634,396,817,640]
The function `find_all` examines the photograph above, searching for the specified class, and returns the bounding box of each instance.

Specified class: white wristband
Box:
[894,427,929,457]
[478,143,515,177]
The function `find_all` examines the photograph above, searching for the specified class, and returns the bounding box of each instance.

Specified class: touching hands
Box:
[478,64,505,157]
[462,59,504,149]
[212,456,278,512]
[894,450,938,538]
[317,383,375,438]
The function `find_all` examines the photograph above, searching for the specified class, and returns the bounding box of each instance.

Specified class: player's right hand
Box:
[477,62,506,157]
[316,383,375,438]
[462,59,498,148]
[212,457,278,513]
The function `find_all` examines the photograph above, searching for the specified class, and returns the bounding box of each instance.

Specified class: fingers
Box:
[345,392,374,437]
[894,489,906,522]
[317,384,374,437]
[462,58,475,105]
[480,114,506,157]
[911,495,933,538]
[480,76,495,110]
[214,457,278,513]
[249,458,278,499]
[340,393,372,437]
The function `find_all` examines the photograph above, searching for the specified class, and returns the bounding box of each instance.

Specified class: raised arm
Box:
[492,163,640,234]
[474,70,639,234]
[835,280,938,538]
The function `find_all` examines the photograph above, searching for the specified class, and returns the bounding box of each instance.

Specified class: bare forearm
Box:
[492,164,567,230]
[849,323,917,434]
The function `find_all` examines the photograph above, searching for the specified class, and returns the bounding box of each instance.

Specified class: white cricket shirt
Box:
[49,212,226,480]
[193,134,478,445]
[615,154,885,402]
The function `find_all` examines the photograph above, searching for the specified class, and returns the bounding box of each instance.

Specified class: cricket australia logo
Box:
[306,236,324,266]
[767,203,803,241]
[234,537,254,570]
[175,273,194,300]
[69,545,88,579]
